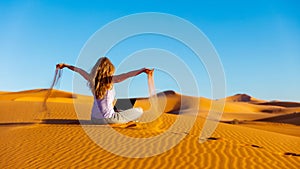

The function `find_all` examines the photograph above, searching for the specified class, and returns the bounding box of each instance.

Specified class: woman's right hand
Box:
[56,63,66,69]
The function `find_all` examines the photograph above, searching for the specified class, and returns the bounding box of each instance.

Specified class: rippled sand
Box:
[0,89,299,168]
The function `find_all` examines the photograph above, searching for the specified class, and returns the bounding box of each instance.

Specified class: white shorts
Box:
[91,107,143,124]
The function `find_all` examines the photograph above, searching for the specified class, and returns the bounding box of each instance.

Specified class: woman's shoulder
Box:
[108,87,116,94]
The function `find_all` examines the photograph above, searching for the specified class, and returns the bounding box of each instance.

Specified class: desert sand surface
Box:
[0,89,300,168]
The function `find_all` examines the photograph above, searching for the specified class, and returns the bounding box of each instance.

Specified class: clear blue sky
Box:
[0,0,299,101]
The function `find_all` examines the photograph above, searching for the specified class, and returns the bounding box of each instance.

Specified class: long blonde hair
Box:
[89,57,115,99]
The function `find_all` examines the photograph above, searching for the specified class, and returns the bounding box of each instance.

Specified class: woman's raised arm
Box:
[113,68,153,83]
[56,63,90,81]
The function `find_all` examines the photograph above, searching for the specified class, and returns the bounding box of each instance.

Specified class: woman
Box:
[56,57,153,124]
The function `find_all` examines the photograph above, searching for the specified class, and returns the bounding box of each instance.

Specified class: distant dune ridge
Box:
[226,93,252,102]
[0,89,300,168]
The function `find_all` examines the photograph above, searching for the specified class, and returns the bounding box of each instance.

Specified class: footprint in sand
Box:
[240,144,300,157]
[251,144,263,148]
[284,152,300,157]
[199,137,223,142]
[207,137,221,141]
[241,144,263,149]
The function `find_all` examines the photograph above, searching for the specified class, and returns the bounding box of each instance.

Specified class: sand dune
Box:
[0,89,300,168]
[225,93,265,103]
[0,89,75,101]
[255,112,300,125]
[255,101,300,108]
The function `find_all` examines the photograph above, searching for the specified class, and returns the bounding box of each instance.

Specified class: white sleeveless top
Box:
[91,88,115,119]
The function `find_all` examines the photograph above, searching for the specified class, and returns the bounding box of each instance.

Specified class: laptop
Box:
[114,98,136,112]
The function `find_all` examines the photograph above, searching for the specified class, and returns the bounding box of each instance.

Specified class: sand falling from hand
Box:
[138,70,165,130]
[38,67,63,119]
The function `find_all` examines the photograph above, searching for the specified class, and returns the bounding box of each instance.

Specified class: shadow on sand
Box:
[0,119,105,126]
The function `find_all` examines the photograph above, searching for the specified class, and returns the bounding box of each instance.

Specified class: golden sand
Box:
[0,90,299,168]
